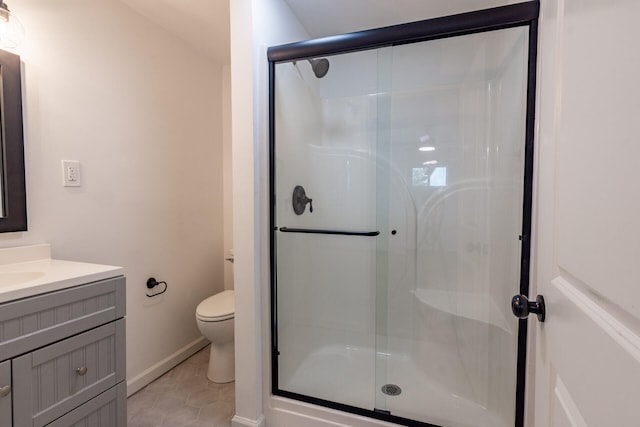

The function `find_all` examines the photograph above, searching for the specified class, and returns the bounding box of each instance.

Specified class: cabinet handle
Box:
[0,385,10,397]
[76,366,88,376]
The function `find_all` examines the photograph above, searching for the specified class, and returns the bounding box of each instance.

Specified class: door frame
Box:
[268,2,540,426]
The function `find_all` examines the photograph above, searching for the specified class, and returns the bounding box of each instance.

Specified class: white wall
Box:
[223,65,234,291]
[230,0,310,426]
[229,0,260,424]
[6,0,226,394]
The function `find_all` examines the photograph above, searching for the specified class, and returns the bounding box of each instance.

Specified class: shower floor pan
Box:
[280,344,508,427]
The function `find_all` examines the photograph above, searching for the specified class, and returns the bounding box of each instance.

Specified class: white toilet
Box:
[196,289,235,383]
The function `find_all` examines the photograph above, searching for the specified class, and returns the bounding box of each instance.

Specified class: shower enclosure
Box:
[269,3,538,426]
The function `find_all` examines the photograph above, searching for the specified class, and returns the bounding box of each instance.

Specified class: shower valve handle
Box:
[292,185,313,215]
[511,294,546,322]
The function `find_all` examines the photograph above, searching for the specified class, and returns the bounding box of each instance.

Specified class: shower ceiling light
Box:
[0,1,24,49]
[419,146,435,152]
[423,160,438,165]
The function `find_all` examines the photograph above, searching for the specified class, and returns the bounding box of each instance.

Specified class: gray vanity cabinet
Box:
[0,276,126,426]
[0,360,11,425]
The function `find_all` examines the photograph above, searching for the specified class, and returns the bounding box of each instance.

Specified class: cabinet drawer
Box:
[0,360,10,426]
[0,276,125,361]
[12,319,125,427]
[46,382,126,427]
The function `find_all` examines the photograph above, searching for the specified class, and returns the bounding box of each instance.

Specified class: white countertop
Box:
[0,244,124,303]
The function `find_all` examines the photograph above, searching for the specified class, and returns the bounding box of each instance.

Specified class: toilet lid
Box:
[196,290,234,321]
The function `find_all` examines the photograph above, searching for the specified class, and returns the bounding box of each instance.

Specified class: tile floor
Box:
[127,345,235,427]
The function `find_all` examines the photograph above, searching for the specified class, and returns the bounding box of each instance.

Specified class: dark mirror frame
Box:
[0,49,26,232]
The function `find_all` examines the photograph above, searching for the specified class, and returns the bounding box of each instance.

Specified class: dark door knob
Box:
[511,294,546,322]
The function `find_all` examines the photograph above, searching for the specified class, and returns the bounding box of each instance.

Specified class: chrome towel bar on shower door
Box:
[278,227,380,237]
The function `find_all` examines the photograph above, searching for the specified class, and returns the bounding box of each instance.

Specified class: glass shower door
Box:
[270,4,537,426]
[371,27,530,427]
[273,47,382,411]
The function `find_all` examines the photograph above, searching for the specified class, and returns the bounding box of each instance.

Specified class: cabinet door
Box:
[0,360,10,426]
[13,319,125,427]
[46,382,127,427]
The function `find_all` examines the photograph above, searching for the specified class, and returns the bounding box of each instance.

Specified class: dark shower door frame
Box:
[268,2,539,426]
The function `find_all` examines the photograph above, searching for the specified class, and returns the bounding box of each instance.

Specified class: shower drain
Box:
[381,384,402,396]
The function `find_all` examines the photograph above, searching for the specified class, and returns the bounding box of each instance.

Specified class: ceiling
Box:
[118,0,230,64]
[283,0,522,39]
[116,0,524,64]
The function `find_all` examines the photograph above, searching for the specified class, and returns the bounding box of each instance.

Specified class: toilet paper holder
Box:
[146,277,168,297]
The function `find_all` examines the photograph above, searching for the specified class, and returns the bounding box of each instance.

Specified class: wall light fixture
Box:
[0,1,24,49]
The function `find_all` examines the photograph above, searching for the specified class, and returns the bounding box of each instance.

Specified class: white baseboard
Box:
[126,336,209,396]
[232,415,266,427]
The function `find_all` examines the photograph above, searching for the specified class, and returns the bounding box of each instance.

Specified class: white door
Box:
[533,0,640,425]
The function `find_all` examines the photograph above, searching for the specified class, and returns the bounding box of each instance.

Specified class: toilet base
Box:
[208,341,235,383]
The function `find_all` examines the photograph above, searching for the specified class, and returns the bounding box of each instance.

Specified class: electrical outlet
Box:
[62,160,81,187]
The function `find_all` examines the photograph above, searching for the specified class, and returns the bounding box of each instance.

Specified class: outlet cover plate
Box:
[62,160,81,187]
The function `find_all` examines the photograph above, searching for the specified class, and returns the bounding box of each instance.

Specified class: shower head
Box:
[294,58,330,78]
[308,58,330,78]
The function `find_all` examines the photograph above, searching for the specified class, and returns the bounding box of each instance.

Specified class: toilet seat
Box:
[196,290,234,322]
